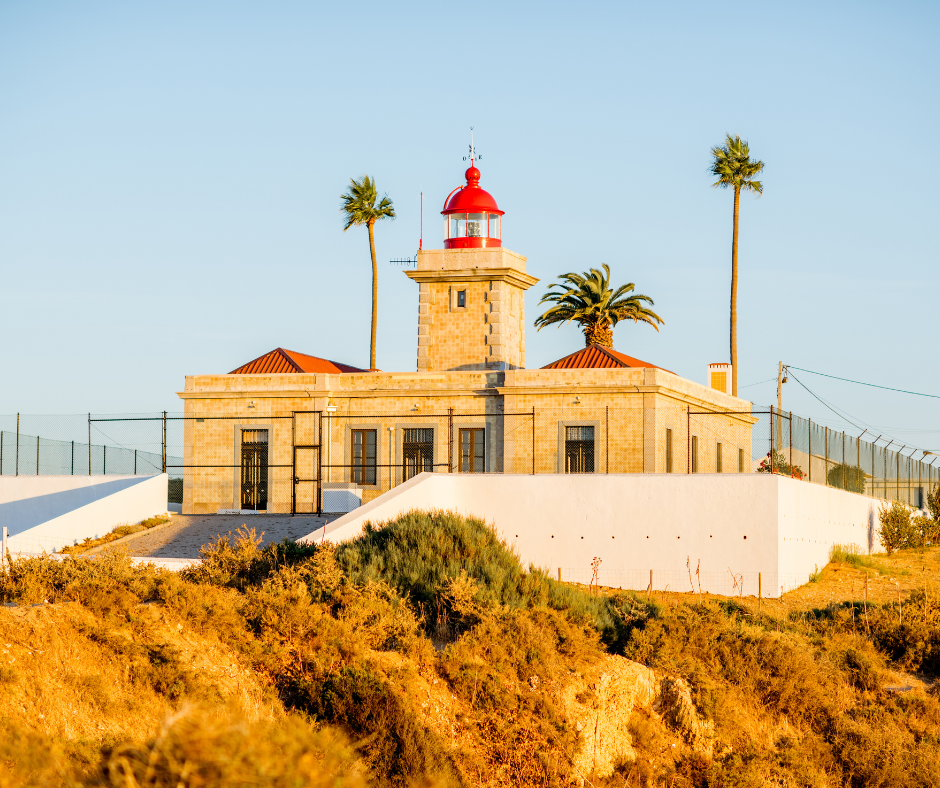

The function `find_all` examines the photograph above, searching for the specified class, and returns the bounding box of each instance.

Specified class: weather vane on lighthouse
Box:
[462,127,481,165]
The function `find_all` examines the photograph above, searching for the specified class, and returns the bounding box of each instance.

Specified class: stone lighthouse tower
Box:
[406,163,538,371]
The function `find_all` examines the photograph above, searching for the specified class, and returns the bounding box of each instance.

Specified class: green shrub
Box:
[827,463,867,494]
[878,501,917,554]
[333,509,658,650]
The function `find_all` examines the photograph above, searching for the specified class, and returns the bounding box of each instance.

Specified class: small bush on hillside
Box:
[334,509,658,650]
[827,463,867,494]
[87,708,366,788]
[928,482,940,522]
[878,501,917,554]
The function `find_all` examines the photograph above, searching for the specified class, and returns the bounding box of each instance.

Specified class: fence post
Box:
[759,572,762,609]
[103,444,106,475]
[36,435,39,475]
[1,527,6,572]
[686,407,691,474]
[162,411,167,474]
[789,412,792,470]
[808,419,812,483]
[605,405,609,474]
[842,431,846,490]
[134,449,137,475]
[16,413,19,476]
[71,441,74,475]
[770,407,774,471]
[1,430,3,475]
[447,407,454,473]
[88,413,91,475]
[317,411,323,517]
[531,406,535,475]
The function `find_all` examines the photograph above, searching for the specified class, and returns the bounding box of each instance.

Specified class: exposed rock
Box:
[658,676,714,756]
[560,655,658,781]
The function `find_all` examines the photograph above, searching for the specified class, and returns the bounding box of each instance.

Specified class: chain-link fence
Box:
[691,407,940,507]
[5,406,937,515]
[0,414,183,503]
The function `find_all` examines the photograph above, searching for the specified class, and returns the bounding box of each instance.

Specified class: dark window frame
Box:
[403,428,434,480]
[352,429,377,485]
[564,425,595,474]
[459,427,485,473]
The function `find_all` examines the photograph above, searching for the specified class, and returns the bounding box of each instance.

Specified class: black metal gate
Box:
[240,439,269,510]
[292,411,321,515]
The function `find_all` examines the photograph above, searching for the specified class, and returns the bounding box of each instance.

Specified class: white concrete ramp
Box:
[0,474,168,555]
[299,473,883,598]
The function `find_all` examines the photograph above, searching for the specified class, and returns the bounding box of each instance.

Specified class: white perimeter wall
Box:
[0,475,168,555]
[303,473,885,598]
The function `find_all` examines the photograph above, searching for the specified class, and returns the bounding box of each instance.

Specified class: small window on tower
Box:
[457,290,467,308]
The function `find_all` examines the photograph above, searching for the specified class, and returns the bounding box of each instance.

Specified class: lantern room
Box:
[442,165,504,248]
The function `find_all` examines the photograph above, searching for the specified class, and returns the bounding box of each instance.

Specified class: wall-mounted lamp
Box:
[247,401,256,410]
[411,403,420,412]
[574,396,582,405]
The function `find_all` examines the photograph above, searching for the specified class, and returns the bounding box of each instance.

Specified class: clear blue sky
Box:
[1,0,938,451]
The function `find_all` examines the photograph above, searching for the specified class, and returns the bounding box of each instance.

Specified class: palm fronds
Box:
[340,175,396,230]
[534,264,663,347]
[710,134,764,194]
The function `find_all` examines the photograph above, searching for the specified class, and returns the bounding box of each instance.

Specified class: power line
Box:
[785,369,867,433]
[787,366,940,400]
[739,376,776,389]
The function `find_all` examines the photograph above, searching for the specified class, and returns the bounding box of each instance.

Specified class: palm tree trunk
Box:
[367,220,378,370]
[730,186,740,397]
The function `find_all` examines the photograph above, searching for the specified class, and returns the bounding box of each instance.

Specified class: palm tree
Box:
[709,134,764,397]
[534,264,663,348]
[341,175,395,370]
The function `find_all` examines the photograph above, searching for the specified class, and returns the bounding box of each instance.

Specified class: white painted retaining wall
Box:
[0,475,168,555]
[301,473,884,598]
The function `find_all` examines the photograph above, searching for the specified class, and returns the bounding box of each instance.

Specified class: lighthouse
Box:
[406,164,538,372]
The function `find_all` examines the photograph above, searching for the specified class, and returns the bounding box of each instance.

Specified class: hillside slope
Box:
[0,512,939,786]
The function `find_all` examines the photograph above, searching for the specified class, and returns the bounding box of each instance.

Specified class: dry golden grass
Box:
[2,515,940,787]
[60,516,171,556]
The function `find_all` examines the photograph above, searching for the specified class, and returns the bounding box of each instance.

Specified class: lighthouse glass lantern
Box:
[442,165,504,249]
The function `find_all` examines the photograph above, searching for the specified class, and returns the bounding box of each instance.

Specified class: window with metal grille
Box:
[716,442,723,473]
[403,428,433,480]
[666,429,673,473]
[352,429,376,485]
[459,428,485,473]
[691,436,699,473]
[565,426,594,473]
[240,429,268,511]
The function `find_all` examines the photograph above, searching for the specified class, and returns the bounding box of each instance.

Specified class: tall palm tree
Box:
[709,134,764,397]
[341,175,395,370]
[534,264,663,348]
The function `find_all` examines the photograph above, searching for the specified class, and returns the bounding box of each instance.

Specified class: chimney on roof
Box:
[708,363,732,396]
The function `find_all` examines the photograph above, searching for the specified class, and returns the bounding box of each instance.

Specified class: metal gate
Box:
[292,411,321,515]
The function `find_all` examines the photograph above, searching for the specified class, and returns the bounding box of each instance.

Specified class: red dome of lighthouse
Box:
[442,165,503,249]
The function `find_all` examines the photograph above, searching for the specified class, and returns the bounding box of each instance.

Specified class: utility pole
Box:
[776,362,787,451]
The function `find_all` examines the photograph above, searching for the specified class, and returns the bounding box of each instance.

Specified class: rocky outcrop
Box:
[658,676,714,756]
[560,655,658,781]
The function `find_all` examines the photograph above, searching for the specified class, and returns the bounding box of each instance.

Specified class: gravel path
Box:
[127,515,334,559]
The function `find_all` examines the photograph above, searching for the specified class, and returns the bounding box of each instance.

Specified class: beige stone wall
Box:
[409,247,536,372]
[177,367,755,514]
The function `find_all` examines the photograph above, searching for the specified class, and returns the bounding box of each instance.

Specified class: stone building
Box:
[178,164,755,514]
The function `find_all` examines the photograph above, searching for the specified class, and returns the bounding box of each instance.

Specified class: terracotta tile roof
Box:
[541,344,673,374]
[230,348,369,375]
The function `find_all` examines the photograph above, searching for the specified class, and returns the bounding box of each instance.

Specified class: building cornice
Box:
[405,267,539,289]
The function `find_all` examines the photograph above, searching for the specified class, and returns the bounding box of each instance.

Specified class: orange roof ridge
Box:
[541,344,673,374]
[230,347,369,375]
